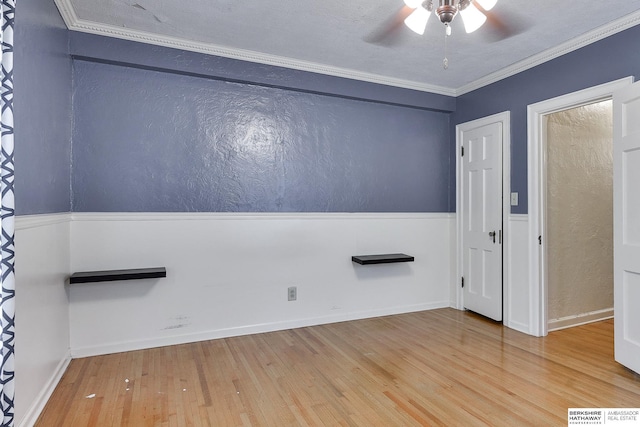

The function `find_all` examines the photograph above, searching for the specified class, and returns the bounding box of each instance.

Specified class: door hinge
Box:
[461,145,464,157]
[461,276,464,288]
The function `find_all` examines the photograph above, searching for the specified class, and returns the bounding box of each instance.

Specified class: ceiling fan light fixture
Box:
[404,6,431,35]
[435,1,457,25]
[459,2,486,33]
[403,0,423,8]
[475,0,497,11]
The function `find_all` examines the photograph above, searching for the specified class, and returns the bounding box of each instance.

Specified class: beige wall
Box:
[546,100,613,322]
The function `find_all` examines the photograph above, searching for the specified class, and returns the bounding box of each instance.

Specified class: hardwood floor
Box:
[36,308,640,426]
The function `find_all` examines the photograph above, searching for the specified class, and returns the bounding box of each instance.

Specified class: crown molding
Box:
[55,0,640,98]
[455,10,640,96]
[53,0,456,97]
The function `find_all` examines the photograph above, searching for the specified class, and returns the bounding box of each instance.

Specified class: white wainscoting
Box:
[15,214,72,427]
[69,213,455,357]
[505,214,530,334]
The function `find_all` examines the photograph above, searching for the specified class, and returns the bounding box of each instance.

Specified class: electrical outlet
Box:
[288,286,297,301]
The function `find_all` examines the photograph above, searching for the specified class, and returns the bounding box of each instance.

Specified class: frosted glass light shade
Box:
[460,3,486,33]
[404,6,431,35]
[404,0,423,8]
[475,0,497,10]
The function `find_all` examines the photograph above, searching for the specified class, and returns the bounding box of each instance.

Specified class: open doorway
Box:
[545,100,613,331]
[527,76,633,337]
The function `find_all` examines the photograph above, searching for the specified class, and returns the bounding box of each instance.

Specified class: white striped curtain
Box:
[0,0,15,425]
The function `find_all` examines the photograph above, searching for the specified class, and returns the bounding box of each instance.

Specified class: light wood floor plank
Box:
[36,309,640,426]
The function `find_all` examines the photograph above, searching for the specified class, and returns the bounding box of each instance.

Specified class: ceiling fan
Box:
[403,0,498,36]
[405,0,500,68]
[365,0,528,65]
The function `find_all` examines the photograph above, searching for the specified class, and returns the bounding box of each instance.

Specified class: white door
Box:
[613,80,640,374]
[461,122,503,321]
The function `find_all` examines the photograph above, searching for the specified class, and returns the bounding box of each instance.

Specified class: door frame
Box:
[456,111,511,314]
[526,76,634,337]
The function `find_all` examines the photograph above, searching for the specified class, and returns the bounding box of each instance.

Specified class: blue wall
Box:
[23,9,640,215]
[453,24,640,214]
[14,0,72,215]
[71,37,454,213]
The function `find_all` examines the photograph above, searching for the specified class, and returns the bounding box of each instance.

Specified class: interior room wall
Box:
[66,33,456,357]
[546,101,614,325]
[15,0,72,215]
[71,59,451,213]
[13,0,72,425]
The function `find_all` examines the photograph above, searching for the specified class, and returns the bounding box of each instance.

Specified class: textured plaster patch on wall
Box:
[546,100,613,321]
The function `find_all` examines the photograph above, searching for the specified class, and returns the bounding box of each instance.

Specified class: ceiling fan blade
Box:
[477,5,531,42]
[364,5,414,46]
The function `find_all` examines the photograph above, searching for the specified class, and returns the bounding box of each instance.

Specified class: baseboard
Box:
[548,308,614,332]
[19,351,72,427]
[71,301,449,358]
[505,320,531,335]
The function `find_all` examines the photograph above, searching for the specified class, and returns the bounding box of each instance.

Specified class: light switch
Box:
[510,192,519,206]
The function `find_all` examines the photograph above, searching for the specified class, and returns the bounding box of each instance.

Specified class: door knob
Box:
[489,230,496,243]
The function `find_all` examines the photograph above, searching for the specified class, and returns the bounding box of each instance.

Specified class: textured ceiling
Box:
[56,0,640,95]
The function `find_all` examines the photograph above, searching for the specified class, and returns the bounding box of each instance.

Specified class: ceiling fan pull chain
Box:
[443,23,450,69]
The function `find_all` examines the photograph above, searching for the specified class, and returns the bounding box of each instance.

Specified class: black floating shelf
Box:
[69,267,166,284]
[351,254,414,265]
